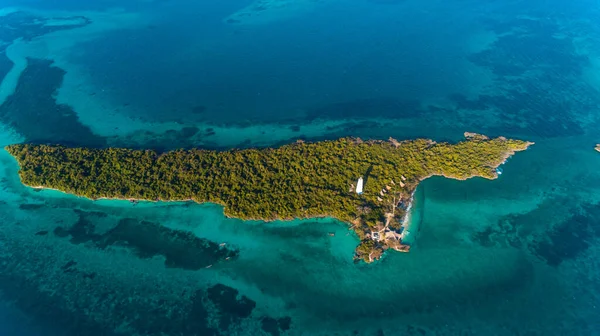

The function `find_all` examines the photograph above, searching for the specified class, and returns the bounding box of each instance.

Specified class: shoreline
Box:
[24,142,528,223]
[27,184,350,223]
[401,189,417,232]
[9,134,534,263]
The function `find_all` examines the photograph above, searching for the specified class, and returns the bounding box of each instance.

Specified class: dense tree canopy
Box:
[6,134,532,262]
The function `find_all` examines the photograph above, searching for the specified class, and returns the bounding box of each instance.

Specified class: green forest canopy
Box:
[6,134,532,261]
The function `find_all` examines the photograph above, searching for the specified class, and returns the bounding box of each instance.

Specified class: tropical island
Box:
[6,133,532,262]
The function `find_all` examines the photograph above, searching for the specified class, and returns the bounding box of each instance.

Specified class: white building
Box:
[356,177,364,194]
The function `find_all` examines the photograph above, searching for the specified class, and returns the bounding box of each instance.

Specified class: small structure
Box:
[371,231,381,241]
[356,177,364,194]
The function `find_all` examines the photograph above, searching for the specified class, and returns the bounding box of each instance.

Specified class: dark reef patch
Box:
[180,126,200,138]
[0,58,106,147]
[460,16,596,138]
[184,290,217,336]
[191,105,207,114]
[0,256,116,335]
[0,50,13,84]
[0,258,291,336]
[305,97,423,121]
[475,199,600,266]
[261,316,292,336]
[471,18,588,78]
[114,125,222,153]
[0,11,95,149]
[54,209,238,269]
[19,203,46,210]
[97,218,238,269]
[207,284,256,330]
[448,86,585,138]
[530,203,600,266]
[53,209,103,244]
[0,11,91,45]
[205,127,216,136]
[207,284,256,318]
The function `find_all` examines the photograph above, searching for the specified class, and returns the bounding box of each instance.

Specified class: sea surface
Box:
[0,0,599,335]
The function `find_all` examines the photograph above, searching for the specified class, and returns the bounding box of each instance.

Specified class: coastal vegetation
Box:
[6,133,532,262]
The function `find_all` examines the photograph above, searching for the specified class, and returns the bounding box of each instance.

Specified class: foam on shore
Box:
[400,185,424,245]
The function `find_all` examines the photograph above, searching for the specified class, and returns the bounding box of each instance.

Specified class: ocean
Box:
[0,0,599,335]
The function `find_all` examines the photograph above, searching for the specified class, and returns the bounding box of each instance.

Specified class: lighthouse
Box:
[356,177,364,194]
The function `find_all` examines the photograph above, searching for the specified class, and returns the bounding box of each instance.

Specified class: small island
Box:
[6,133,532,262]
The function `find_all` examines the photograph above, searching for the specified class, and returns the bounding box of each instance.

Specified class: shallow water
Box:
[0,0,600,335]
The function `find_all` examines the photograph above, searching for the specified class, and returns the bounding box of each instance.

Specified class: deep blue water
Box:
[1,0,600,335]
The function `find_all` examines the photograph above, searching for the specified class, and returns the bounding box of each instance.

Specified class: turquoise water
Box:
[1,0,600,335]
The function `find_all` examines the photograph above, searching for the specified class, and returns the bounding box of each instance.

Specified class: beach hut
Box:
[356,177,364,194]
[371,231,380,241]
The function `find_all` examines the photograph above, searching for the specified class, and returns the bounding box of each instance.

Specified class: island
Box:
[5,133,532,262]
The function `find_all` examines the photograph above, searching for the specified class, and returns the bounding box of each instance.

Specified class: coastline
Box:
[8,134,534,263]
[21,139,524,239]
[400,189,417,238]
[26,149,507,225]
[399,185,426,245]
[27,184,349,223]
